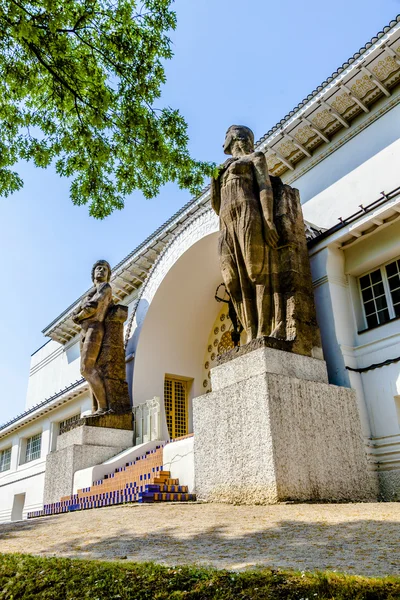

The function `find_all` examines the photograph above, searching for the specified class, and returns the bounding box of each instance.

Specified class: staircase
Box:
[28,445,195,518]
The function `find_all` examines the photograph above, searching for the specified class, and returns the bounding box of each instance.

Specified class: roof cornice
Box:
[256,15,400,150]
[41,15,400,345]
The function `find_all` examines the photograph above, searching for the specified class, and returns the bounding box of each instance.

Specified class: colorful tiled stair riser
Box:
[28,446,195,518]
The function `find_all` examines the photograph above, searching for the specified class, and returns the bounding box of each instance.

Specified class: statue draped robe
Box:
[211,151,283,342]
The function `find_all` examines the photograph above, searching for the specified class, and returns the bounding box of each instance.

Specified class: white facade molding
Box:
[309,190,400,255]
[127,207,218,346]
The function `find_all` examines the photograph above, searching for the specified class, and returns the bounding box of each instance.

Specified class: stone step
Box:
[139,492,196,503]
[153,477,178,485]
[28,447,195,518]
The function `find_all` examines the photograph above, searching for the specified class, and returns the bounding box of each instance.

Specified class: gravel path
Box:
[1,503,399,577]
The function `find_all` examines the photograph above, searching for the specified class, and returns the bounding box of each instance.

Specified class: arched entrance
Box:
[129,208,223,440]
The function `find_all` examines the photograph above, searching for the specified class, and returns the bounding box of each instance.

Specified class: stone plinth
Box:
[193,347,378,504]
[64,411,133,433]
[43,425,133,505]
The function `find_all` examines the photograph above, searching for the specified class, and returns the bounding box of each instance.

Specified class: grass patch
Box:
[0,553,399,599]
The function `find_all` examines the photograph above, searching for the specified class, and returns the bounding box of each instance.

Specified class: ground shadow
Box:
[1,505,399,577]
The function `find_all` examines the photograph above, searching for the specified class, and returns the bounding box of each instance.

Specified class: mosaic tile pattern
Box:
[28,446,195,518]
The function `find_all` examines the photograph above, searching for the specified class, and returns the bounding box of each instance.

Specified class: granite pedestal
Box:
[43,425,133,505]
[193,345,378,504]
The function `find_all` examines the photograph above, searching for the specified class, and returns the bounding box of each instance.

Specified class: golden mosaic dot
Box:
[214,327,219,335]
[211,353,216,361]
[208,371,211,378]
[213,339,218,347]
[218,331,235,355]
[220,314,225,321]
[208,345,212,353]
[206,389,211,394]
[203,379,208,388]
[221,324,226,332]
[205,361,210,370]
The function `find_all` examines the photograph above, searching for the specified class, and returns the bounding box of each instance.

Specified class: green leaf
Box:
[0,0,214,218]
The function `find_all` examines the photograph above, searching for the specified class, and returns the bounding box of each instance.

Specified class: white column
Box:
[310,245,372,439]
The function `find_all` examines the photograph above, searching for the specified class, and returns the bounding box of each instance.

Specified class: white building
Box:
[1,15,400,521]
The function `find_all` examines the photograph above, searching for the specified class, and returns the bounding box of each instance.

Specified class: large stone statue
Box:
[211,125,321,357]
[72,260,131,418]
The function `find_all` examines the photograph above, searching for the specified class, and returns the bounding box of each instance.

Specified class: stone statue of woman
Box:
[211,125,283,342]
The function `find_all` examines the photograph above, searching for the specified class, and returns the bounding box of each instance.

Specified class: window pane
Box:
[26,433,41,462]
[370,269,383,284]
[386,261,398,278]
[375,295,388,311]
[388,274,400,291]
[364,300,375,315]
[362,287,373,302]
[378,309,390,325]
[366,314,378,328]
[0,448,11,472]
[391,288,400,306]
[360,275,371,290]
[359,264,397,330]
[373,282,385,297]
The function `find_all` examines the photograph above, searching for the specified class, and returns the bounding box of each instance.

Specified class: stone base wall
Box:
[193,347,378,504]
[378,470,400,501]
[43,425,134,505]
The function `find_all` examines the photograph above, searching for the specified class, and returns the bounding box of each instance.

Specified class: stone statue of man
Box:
[72,260,113,415]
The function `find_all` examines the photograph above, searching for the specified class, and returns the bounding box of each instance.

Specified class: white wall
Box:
[26,339,82,410]
[163,437,195,493]
[132,231,222,440]
[0,392,91,522]
[296,103,400,229]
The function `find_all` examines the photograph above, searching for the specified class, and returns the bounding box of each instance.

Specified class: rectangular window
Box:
[0,447,11,472]
[359,257,400,330]
[359,268,389,328]
[25,433,41,463]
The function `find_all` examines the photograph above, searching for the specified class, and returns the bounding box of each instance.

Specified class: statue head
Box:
[91,259,111,284]
[223,125,254,156]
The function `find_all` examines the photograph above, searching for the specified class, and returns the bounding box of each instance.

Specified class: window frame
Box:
[358,255,400,331]
[25,433,42,463]
[0,447,12,472]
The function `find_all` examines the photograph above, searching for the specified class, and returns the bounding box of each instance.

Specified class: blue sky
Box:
[0,1,399,424]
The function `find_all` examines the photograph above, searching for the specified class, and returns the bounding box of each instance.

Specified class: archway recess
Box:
[130,209,222,440]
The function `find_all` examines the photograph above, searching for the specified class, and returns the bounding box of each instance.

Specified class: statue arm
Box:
[252,152,278,248]
[72,303,98,323]
[72,284,112,323]
[211,173,221,216]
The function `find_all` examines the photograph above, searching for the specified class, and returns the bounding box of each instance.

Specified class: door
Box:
[164,376,188,439]
[11,493,26,521]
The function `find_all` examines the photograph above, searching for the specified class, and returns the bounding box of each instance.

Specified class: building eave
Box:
[0,379,88,440]
[308,185,400,253]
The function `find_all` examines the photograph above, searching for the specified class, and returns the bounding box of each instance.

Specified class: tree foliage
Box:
[0,0,214,217]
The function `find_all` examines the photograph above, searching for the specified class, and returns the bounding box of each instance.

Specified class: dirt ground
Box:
[1,502,399,577]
